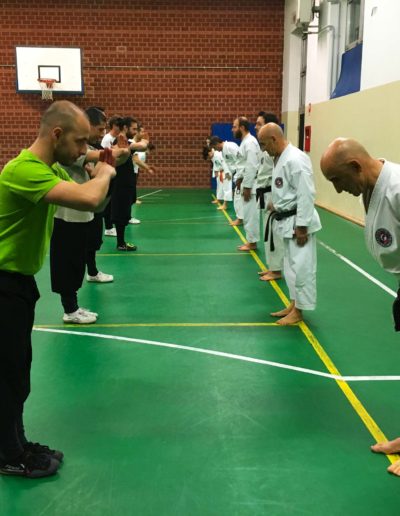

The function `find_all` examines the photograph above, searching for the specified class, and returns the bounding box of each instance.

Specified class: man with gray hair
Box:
[258,123,321,325]
[321,137,400,476]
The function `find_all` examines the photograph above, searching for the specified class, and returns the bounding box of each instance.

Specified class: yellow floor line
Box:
[216,196,399,464]
[34,322,282,329]
[97,252,250,257]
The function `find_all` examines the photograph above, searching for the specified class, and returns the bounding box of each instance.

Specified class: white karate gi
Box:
[257,150,284,271]
[222,141,242,219]
[365,160,400,279]
[213,150,232,202]
[271,143,321,310]
[236,133,261,244]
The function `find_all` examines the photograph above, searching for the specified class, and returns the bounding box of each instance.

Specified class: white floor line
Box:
[137,189,163,199]
[318,239,397,297]
[33,328,400,382]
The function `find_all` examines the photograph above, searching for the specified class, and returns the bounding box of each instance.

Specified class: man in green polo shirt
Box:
[0,100,116,478]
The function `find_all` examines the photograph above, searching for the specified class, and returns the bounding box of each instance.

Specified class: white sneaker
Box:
[128,218,141,224]
[79,307,98,317]
[104,228,117,236]
[63,308,97,324]
[86,271,114,283]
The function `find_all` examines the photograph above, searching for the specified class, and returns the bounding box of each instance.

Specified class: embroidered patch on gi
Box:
[375,228,393,248]
[275,177,283,188]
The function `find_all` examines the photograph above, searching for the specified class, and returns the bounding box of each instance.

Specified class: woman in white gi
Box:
[258,123,321,325]
[321,137,400,477]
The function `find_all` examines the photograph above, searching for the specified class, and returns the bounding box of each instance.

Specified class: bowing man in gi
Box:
[233,117,261,251]
[321,137,400,477]
[210,136,242,224]
[258,123,321,325]
[255,112,284,282]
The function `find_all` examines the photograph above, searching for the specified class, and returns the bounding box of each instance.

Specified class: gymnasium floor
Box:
[1,189,400,515]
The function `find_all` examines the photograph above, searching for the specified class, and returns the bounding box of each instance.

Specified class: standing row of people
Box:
[204,112,321,326]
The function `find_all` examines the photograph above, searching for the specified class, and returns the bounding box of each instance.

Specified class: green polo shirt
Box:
[0,149,71,275]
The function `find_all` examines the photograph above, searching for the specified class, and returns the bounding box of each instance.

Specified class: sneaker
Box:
[117,243,137,251]
[79,307,99,317]
[128,218,141,224]
[86,271,114,283]
[104,228,117,236]
[63,309,97,324]
[24,442,64,462]
[0,451,59,478]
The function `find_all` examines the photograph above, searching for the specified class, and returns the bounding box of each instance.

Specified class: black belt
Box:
[393,289,400,331]
[256,187,271,210]
[264,208,297,251]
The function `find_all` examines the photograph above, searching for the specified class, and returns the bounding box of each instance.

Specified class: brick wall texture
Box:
[0,0,284,188]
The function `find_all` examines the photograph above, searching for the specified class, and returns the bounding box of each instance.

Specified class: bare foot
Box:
[371,437,400,455]
[271,302,294,317]
[388,459,400,476]
[276,307,303,325]
[260,271,282,281]
[211,199,218,204]
[238,243,257,251]
[217,204,227,211]
[229,219,243,226]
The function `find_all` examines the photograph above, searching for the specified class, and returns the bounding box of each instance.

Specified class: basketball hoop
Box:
[38,78,56,100]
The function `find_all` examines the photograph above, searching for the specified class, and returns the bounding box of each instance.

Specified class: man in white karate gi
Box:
[210,136,238,215]
[255,112,284,281]
[211,148,232,211]
[233,117,261,251]
[258,123,321,325]
[321,137,400,477]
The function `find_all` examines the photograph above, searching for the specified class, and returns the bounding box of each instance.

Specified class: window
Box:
[346,0,364,49]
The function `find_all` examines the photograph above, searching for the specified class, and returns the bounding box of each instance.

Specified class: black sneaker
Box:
[0,451,59,478]
[24,441,64,462]
[117,243,137,251]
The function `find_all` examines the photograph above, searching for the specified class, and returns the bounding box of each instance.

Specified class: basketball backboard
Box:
[15,46,83,95]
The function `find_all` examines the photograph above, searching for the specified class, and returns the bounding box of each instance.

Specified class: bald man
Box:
[321,137,400,476]
[0,101,115,478]
[258,123,321,325]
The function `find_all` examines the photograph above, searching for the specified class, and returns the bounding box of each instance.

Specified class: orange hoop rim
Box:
[38,78,57,88]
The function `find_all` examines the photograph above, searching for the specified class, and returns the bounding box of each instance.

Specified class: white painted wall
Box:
[361,1,400,90]
[281,0,302,114]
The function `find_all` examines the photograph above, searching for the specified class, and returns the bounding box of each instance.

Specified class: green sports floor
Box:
[1,189,400,516]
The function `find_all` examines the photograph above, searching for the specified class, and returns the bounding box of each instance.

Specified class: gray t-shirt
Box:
[54,152,94,223]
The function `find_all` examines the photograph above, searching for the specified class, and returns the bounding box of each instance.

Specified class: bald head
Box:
[39,100,89,136]
[320,138,381,197]
[257,122,286,157]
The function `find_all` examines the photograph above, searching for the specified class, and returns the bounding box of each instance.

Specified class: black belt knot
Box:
[256,187,272,209]
[264,208,297,251]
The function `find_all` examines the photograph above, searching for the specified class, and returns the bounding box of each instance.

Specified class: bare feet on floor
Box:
[237,243,257,251]
[229,219,243,226]
[271,303,303,325]
[211,199,218,204]
[271,302,294,317]
[217,204,227,211]
[259,271,282,281]
[276,308,303,325]
[388,460,400,476]
[371,437,400,455]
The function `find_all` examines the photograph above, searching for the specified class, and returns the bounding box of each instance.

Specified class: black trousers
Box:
[0,270,39,460]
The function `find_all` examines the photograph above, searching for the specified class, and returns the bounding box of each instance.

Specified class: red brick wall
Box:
[0,0,284,187]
